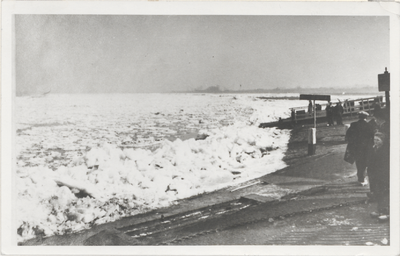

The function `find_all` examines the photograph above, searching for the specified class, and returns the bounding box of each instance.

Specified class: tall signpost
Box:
[299,94,331,155]
[378,67,390,108]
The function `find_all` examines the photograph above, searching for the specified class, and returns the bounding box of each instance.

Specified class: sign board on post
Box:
[300,94,331,128]
[378,68,390,92]
[299,94,331,101]
[299,94,331,155]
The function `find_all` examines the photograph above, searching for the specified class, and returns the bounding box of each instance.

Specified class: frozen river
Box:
[14,93,368,242]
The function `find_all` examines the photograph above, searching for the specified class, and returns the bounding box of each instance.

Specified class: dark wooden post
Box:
[313,99,316,128]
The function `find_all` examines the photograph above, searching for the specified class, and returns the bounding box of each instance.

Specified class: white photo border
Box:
[1,1,399,255]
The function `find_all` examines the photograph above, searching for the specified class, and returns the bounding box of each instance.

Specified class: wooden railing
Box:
[291,96,385,120]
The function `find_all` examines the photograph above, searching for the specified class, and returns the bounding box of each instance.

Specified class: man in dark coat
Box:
[367,108,390,219]
[308,100,313,115]
[345,111,375,184]
[326,102,334,126]
[290,108,296,127]
[372,98,382,117]
[334,102,344,125]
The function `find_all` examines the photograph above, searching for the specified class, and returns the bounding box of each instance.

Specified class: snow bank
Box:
[16,126,289,242]
[15,93,294,242]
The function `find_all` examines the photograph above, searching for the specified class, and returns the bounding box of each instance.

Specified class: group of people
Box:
[325,101,344,126]
[345,108,390,221]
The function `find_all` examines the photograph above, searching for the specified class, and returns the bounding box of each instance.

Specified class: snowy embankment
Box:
[16,94,294,242]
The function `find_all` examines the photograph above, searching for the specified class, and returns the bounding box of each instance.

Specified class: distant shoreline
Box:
[16,90,383,97]
[172,85,382,95]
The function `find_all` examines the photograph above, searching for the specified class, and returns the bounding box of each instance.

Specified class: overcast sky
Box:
[15,15,389,94]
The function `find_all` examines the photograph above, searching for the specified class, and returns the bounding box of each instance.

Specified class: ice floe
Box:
[14,93,367,242]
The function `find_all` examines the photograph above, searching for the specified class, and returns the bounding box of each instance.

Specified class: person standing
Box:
[334,102,344,125]
[325,102,334,126]
[345,111,375,184]
[290,108,296,126]
[367,108,390,220]
[372,97,382,117]
[308,100,313,115]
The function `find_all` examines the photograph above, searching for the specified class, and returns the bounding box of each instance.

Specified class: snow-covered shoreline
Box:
[15,93,367,242]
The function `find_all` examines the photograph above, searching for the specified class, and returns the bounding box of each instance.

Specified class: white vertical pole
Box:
[308,128,316,155]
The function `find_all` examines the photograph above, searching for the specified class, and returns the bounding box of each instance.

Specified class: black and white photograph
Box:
[1,1,399,255]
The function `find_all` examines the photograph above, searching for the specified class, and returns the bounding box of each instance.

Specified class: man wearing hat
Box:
[367,108,390,220]
[345,111,375,184]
